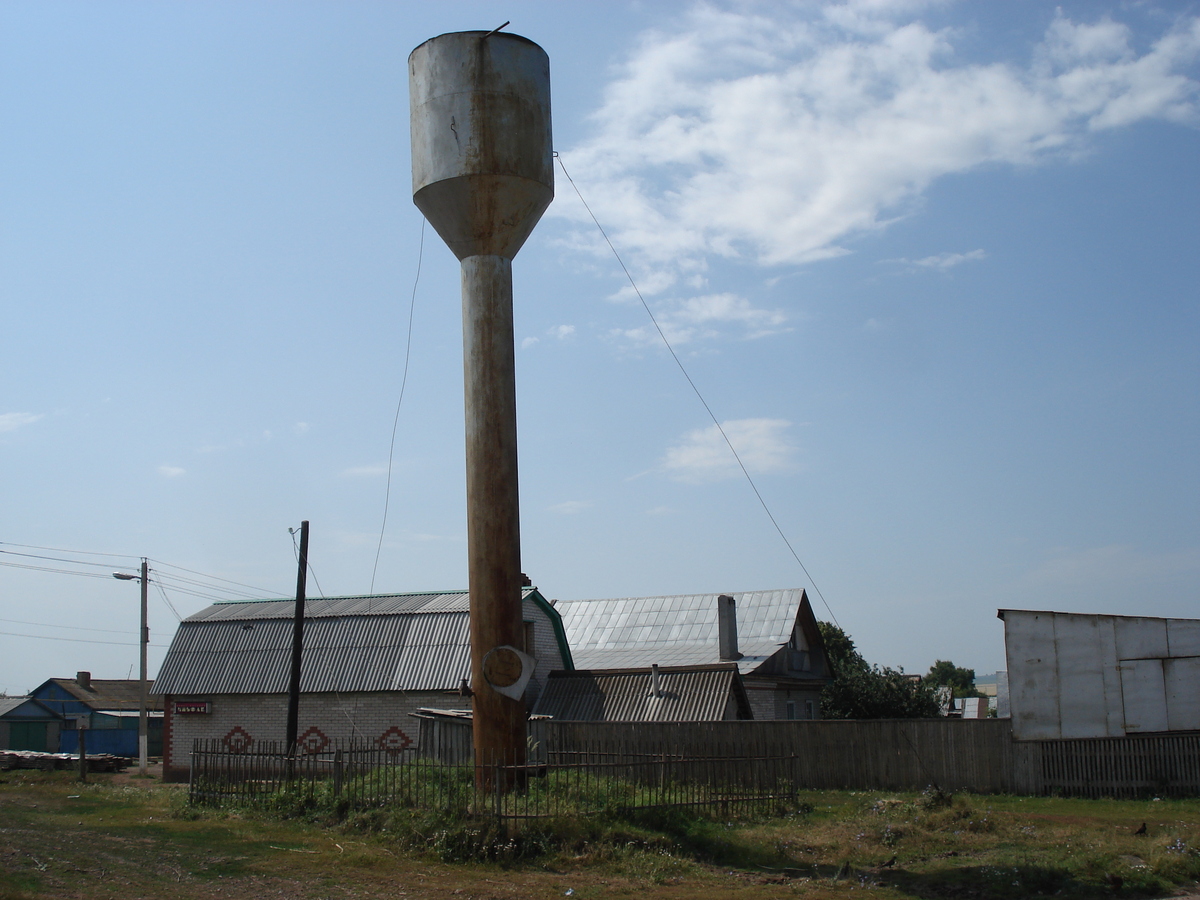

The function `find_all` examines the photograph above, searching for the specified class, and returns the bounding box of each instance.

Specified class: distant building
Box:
[554,589,832,720]
[152,589,571,781]
[999,609,1200,740]
[971,672,1008,717]
[0,672,164,756]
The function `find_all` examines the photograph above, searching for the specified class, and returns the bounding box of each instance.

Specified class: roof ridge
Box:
[212,589,472,605]
[559,588,802,603]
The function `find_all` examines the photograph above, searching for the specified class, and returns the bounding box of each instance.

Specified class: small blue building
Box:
[20,671,162,756]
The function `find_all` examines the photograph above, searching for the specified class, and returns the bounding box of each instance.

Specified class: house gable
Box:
[0,697,59,720]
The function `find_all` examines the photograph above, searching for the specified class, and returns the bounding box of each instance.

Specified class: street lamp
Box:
[113,559,149,776]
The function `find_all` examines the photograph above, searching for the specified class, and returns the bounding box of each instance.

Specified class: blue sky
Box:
[2,1,1198,694]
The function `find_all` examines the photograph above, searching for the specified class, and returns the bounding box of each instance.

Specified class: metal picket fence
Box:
[188,739,799,820]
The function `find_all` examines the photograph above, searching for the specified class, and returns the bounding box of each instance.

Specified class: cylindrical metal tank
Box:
[409,30,553,787]
[409,31,553,260]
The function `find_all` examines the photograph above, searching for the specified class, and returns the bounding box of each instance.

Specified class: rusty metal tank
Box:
[409,31,553,260]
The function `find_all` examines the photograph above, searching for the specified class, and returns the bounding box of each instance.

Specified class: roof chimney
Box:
[76,671,92,691]
[717,594,742,661]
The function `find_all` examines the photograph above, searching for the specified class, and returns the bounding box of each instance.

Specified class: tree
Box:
[818,622,941,719]
[926,660,985,698]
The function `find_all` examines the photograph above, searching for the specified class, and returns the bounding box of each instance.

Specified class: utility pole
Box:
[77,718,88,783]
[138,557,148,776]
[113,560,150,777]
[285,521,309,756]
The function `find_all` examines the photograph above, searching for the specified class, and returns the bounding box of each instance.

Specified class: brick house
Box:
[152,589,571,781]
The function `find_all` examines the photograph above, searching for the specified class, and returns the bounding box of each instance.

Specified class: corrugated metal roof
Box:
[153,590,553,695]
[556,589,807,676]
[188,591,478,621]
[532,665,748,721]
[154,611,471,695]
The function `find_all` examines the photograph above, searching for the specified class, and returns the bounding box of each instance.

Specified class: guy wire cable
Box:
[371,217,426,598]
[554,152,838,626]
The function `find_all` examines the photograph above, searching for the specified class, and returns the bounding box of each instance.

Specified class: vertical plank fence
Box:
[188,722,1200,812]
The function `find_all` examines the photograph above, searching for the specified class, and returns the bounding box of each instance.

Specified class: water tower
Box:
[409,29,552,784]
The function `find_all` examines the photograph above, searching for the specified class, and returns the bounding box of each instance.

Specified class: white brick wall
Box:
[164,689,457,776]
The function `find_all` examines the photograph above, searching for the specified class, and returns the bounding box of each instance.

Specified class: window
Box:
[805,700,815,720]
[523,621,536,655]
[786,701,796,720]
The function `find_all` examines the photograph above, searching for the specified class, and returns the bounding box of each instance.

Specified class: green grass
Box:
[4,768,1200,899]
[736,790,1200,897]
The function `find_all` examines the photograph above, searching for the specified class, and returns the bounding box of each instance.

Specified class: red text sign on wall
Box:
[175,700,210,715]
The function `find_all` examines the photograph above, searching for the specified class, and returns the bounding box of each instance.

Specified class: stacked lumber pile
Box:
[0,750,131,772]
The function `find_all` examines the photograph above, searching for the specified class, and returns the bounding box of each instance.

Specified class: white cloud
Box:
[340,465,388,477]
[549,500,591,515]
[0,412,42,433]
[892,249,987,270]
[523,326,578,350]
[662,417,797,483]
[157,465,186,478]
[558,4,1200,283]
[293,422,310,435]
[611,292,788,347]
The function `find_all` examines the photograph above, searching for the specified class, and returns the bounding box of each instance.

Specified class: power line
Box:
[147,570,263,600]
[0,560,115,579]
[0,617,135,636]
[142,581,263,605]
[0,541,136,560]
[1,542,282,606]
[555,152,838,627]
[0,629,169,649]
[290,528,326,600]
[0,549,125,569]
[146,559,275,596]
[152,578,183,622]
[371,217,426,596]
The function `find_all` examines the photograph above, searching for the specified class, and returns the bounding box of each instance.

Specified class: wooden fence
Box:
[189,722,1200,807]
[540,720,1200,798]
[188,738,799,818]
[1028,732,1200,799]
[542,719,1016,792]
